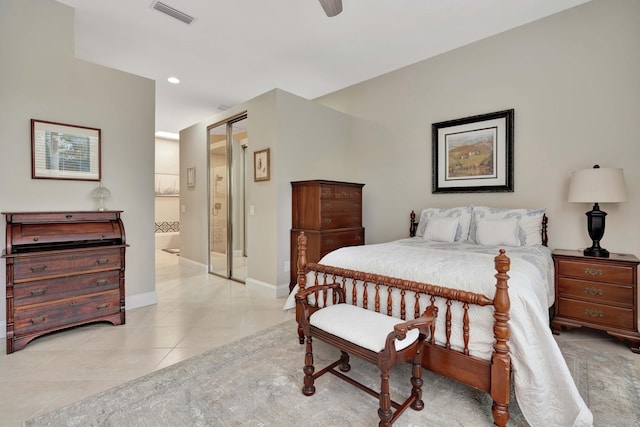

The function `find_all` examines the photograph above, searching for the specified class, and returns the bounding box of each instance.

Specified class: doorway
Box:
[208,114,248,282]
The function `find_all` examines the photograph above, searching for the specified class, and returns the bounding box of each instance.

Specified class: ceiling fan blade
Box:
[319,0,342,17]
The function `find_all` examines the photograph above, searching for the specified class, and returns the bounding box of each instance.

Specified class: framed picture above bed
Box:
[432,109,514,193]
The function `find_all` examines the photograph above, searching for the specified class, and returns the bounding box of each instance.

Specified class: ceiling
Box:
[56,0,590,136]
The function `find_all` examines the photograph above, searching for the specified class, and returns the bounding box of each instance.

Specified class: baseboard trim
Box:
[125,291,158,311]
[246,277,290,298]
[178,256,208,271]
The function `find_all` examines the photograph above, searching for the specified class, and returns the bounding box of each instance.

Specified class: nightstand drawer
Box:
[556,258,635,285]
[557,297,634,330]
[557,277,633,307]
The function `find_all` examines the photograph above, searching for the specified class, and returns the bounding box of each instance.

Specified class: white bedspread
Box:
[284,238,593,427]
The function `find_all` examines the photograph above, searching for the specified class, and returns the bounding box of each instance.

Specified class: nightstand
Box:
[552,249,640,353]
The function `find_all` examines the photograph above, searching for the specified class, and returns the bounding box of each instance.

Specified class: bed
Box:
[284,206,593,427]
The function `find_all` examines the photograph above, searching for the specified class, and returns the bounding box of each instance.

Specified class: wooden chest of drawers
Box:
[551,249,639,353]
[290,180,364,288]
[3,211,126,353]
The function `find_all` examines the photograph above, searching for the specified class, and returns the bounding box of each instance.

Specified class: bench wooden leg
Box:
[378,369,393,427]
[339,350,350,372]
[302,335,316,396]
[410,348,424,411]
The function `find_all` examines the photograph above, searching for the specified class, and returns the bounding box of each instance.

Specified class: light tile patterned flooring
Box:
[0,251,638,426]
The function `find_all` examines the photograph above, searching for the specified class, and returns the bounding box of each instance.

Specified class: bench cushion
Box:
[309,304,420,353]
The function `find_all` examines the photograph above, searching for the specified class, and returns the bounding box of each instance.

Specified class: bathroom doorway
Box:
[208,114,248,282]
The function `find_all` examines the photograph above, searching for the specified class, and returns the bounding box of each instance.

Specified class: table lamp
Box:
[568,165,627,257]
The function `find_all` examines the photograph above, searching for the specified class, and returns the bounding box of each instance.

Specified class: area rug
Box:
[24,320,639,427]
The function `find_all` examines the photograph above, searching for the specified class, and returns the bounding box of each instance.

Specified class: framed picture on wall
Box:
[254,148,270,182]
[432,109,514,193]
[31,119,101,181]
[186,167,196,188]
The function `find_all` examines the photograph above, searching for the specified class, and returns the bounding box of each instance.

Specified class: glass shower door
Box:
[208,115,247,282]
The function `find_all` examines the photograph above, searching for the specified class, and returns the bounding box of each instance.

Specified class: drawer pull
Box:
[33,237,39,242]
[324,219,332,224]
[65,215,73,219]
[96,303,110,310]
[30,288,47,296]
[30,316,46,324]
[324,203,332,209]
[69,301,77,306]
[584,267,603,276]
[584,287,603,296]
[97,258,110,265]
[30,265,47,273]
[354,235,361,241]
[326,239,334,245]
[584,308,604,318]
[96,279,110,286]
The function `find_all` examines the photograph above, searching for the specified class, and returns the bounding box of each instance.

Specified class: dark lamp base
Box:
[584,246,610,258]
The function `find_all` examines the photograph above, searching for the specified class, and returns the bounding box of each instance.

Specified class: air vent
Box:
[151,1,195,25]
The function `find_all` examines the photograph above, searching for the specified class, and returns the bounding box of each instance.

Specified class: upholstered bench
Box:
[296,283,436,427]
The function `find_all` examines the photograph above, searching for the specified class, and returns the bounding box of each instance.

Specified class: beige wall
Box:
[0,0,157,336]
[180,89,355,295]
[315,0,640,258]
[182,0,639,295]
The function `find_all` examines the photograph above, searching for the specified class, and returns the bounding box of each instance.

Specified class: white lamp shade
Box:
[568,167,627,203]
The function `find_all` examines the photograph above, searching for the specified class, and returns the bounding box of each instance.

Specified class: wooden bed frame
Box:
[294,211,549,426]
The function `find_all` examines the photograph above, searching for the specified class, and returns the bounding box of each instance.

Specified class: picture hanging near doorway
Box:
[254,148,270,182]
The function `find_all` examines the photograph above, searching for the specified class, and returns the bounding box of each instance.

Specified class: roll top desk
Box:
[3,211,126,353]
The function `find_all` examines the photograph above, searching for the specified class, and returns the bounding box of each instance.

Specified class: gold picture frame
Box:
[254,148,270,182]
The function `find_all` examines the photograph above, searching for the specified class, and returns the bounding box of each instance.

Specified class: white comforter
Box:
[284,238,593,427]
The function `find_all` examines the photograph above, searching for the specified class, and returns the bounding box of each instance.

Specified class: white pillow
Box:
[415,206,472,241]
[476,218,521,247]
[470,206,545,246]
[423,217,459,243]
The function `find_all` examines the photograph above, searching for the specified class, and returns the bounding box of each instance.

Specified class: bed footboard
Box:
[294,231,512,427]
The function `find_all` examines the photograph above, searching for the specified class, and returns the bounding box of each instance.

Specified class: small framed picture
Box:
[254,148,270,182]
[31,119,101,181]
[186,167,196,188]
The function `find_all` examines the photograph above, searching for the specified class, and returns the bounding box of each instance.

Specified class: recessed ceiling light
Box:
[167,76,180,84]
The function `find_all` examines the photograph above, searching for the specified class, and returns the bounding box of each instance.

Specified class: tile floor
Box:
[0,251,638,427]
[0,250,292,427]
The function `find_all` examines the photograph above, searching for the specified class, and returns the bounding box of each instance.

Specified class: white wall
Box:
[0,0,158,337]
[155,137,180,249]
[316,0,640,258]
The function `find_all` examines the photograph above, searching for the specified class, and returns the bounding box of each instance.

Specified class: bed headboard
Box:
[409,210,548,247]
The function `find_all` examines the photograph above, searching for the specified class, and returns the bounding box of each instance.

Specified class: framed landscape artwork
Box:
[432,109,514,193]
[31,119,101,181]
